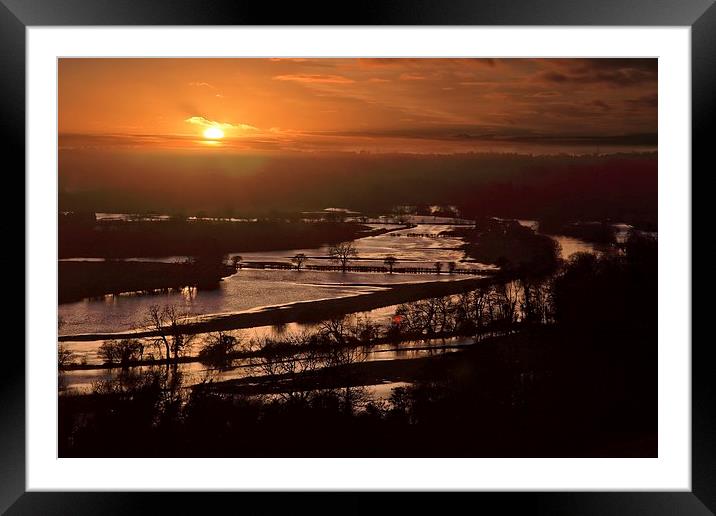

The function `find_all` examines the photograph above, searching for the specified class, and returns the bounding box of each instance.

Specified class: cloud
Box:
[563,58,657,74]
[627,93,658,108]
[535,71,570,83]
[533,59,657,87]
[188,81,215,89]
[357,58,498,69]
[189,81,226,98]
[447,131,657,147]
[356,58,427,69]
[399,73,427,81]
[273,74,355,84]
[587,100,611,111]
[184,116,258,132]
[302,124,656,148]
[528,91,562,98]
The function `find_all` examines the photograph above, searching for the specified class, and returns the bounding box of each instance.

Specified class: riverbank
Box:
[59,274,497,342]
[59,260,235,304]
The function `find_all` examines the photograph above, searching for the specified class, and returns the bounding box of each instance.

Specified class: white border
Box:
[27,27,691,491]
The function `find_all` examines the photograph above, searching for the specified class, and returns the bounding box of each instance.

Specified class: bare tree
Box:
[328,242,358,272]
[249,332,322,403]
[248,323,370,412]
[397,298,439,336]
[519,278,554,325]
[456,286,490,336]
[491,282,520,328]
[198,331,240,366]
[230,255,243,270]
[447,261,456,274]
[146,305,194,363]
[434,295,455,334]
[392,206,412,225]
[98,339,144,368]
[395,214,410,225]
[383,255,398,273]
[147,305,170,362]
[434,261,443,274]
[291,253,308,271]
[58,344,74,369]
[319,320,369,415]
[318,317,351,346]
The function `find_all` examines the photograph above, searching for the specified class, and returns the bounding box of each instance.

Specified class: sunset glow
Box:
[58,57,658,218]
[203,126,224,140]
[58,58,657,155]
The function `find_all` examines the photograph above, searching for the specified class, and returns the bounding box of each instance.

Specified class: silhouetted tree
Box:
[249,332,323,403]
[318,317,369,415]
[198,331,239,366]
[447,261,456,274]
[58,344,73,368]
[98,339,144,368]
[230,255,243,270]
[328,242,358,272]
[392,206,413,225]
[434,261,443,274]
[146,305,194,363]
[291,253,307,271]
[384,255,398,273]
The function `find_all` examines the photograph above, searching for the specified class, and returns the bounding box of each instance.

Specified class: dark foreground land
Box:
[59,323,656,457]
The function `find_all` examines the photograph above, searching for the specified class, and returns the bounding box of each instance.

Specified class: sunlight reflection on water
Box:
[60,335,471,396]
[58,224,491,335]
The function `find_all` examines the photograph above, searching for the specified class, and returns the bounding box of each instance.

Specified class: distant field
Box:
[59,219,375,259]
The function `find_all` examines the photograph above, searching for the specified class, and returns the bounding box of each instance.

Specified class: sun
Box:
[203,126,224,140]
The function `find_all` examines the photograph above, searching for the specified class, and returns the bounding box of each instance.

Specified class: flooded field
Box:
[57,217,619,398]
[234,222,482,269]
[59,223,492,336]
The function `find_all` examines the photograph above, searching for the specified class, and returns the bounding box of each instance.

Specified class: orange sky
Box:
[58,58,657,155]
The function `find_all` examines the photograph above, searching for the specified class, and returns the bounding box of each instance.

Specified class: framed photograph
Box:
[5,0,711,513]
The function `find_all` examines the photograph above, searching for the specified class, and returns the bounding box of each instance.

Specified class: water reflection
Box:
[59,223,487,336]
[60,335,470,395]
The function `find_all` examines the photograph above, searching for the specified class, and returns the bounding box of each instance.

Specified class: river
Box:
[57,217,611,398]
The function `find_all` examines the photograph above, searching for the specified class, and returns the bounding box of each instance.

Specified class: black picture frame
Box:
[2,0,710,513]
